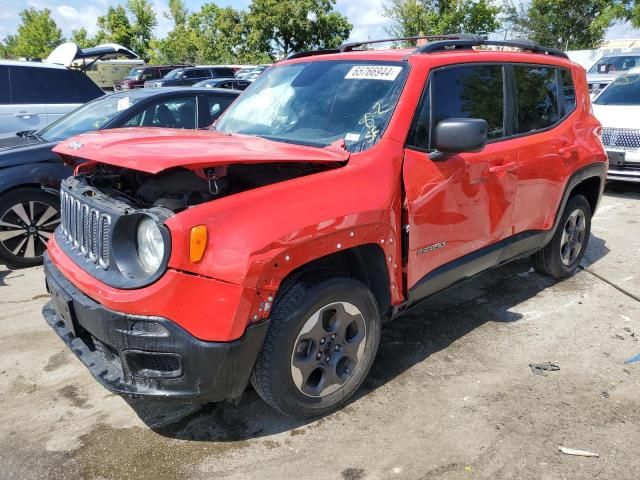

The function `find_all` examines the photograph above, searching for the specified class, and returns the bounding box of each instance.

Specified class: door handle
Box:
[489,162,518,174]
[14,112,37,118]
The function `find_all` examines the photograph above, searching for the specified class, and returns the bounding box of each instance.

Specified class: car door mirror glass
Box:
[433,118,488,155]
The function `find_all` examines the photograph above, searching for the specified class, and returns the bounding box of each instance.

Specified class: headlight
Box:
[137,217,165,273]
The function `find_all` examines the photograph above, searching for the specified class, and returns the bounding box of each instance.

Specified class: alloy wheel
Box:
[0,201,60,260]
[290,301,367,397]
[560,208,586,266]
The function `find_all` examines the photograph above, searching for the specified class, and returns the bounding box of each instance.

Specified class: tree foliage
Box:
[127,0,157,60]
[247,0,352,58]
[6,8,63,59]
[95,6,133,47]
[384,0,500,38]
[70,28,93,49]
[3,0,639,64]
[504,0,615,50]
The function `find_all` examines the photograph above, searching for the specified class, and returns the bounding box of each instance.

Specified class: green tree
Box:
[505,0,614,50]
[383,0,500,38]
[151,0,196,63]
[246,0,352,59]
[70,28,93,49]
[127,0,157,59]
[95,5,133,48]
[6,8,63,59]
[154,1,270,64]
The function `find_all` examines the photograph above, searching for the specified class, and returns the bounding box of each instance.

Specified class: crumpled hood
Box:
[53,128,350,174]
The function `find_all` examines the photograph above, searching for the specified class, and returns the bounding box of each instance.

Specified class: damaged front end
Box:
[52,129,348,289]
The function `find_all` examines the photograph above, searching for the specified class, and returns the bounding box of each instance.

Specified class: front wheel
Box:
[0,188,61,268]
[251,276,381,418]
[532,194,592,279]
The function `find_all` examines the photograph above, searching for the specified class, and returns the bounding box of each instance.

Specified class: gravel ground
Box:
[1,183,639,480]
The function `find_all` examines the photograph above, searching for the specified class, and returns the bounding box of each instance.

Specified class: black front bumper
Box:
[43,255,269,402]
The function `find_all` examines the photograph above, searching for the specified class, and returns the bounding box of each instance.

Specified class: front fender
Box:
[0,161,72,195]
[165,139,405,301]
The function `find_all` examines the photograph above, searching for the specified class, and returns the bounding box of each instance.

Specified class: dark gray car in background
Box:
[144,66,236,88]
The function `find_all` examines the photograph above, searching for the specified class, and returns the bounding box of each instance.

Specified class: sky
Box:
[1,0,639,45]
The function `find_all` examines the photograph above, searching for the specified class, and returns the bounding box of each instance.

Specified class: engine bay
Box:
[79,162,335,212]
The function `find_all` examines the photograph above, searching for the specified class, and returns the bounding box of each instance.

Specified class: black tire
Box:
[0,188,60,269]
[251,276,381,418]
[532,194,591,279]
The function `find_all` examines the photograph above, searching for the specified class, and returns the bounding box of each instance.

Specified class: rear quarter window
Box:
[560,69,576,116]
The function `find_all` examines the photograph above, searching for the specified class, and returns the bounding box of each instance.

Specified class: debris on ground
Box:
[558,446,600,458]
[529,362,560,376]
[624,353,640,365]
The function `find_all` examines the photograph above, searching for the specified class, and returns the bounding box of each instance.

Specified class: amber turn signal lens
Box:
[190,225,208,263]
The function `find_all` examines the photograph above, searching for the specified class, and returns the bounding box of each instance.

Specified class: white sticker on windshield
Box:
[345,133,361,142]
[345,65,402,81]
[117,97,131,111]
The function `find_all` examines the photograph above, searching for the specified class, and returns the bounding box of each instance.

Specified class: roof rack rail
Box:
[287,49,340,60]
[339,34,482,53]
[414,37,568,59]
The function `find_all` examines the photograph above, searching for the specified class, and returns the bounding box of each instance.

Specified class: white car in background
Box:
[592,67,640,183]
[0,60,103,139]
[0,43,138,139]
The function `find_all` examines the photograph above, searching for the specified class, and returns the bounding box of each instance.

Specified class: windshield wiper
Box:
[259,135,326,148]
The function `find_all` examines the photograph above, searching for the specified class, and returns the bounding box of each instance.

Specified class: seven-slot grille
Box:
[602,128,640,149]
[60,189,111,268]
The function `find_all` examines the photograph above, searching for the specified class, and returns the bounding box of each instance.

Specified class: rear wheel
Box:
[532,194,591,279]
[251,276,381,418]
[0,188,60,268]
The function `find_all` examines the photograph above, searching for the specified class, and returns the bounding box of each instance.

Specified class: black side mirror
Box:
[432,118,488,157]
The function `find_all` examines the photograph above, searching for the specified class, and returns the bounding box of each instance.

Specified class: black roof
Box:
[106,86,241,98]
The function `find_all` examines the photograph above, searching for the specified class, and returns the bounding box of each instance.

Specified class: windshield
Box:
[216,61,408,152]
[595,73,640,105]
[163,68,183,79]
[37,94,140,142]
[589,56,640,73]
[126,67,143,80]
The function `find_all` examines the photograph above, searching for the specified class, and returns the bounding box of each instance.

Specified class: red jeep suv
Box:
[43,35,607,418]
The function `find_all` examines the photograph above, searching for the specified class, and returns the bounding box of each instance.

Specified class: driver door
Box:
[403,63,519,297]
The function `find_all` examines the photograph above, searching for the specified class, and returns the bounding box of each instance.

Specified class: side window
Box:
[183,69,197,79]
[514,65,559,134]
[207,95,235,123]
[0,66,9,104]
[560,68,576,116]
[406,81,431,150]
[186,69,208,79]
[431,65,505,143]
[12,68,101,104]
[125,97,198,129]
[141,69,155,80]
[9,66,44,104]
[407,64,505,150]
